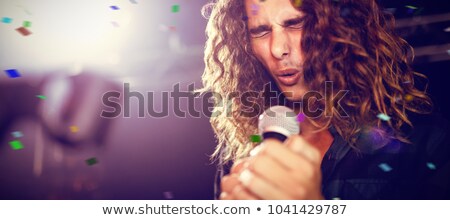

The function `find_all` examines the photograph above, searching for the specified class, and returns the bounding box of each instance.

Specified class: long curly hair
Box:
[201,0,433,164]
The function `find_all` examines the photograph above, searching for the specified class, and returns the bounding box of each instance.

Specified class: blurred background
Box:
[0,0,449,199]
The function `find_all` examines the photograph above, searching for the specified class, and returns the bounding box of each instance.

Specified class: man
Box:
[202,0,450,199]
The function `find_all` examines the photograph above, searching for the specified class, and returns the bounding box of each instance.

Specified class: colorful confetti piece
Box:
[130,0,138,4]
[405,5,418,10]
[172,5,180,13]
[378,163,392,172]
[23,21,31,27]
[404,94,413,102]
[297,113,305,122]
[294,0,302,7]
[250,134,262,143]
[4,69,21,78]
[70,126,79,133]
[110,6,120,10]
[9,140,24,150]
[16,27,32,36]
[427,162,436,170]
[36,95,47,100]
[11,131,23,138]
[1,17,12,24]
[85,157,98,166]
[251,4,259,15]
[377,113,391,121]
[444,27,450,32]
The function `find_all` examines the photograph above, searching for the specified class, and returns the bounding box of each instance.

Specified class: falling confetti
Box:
[16,27,32,36]
[9,140,24,150]
[427,162,436,170]
[294,0,302,7]
[36,95,47,100]
[250,134,262,143]
[297,113,305,122]
[110,6,120,10]
[377,113,391,121]
[1,17,12,24]
[70,125,79,133]
[251,4,259,16]
[85,157,98,166]
[11,131,23,138]
[404,94,413,102]
[4,69,21,78]
[378,163,392,172]
[23,21,31,28]
[163,191,174,199]
[444,27,450,32]
[405,5,418,10]
[129,0,138,4]
[172,5,180,13]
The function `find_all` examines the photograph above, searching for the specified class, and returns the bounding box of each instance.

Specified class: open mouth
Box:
[277,71,301,86]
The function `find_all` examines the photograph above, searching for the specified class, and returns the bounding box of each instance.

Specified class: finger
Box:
[239,169,293,200]
[230,158,250,174]
[231,184,259,200]
[219,192,234,200]
[284,135,322,165]
[259,141,318,179]
[248,154,309,198]
[221,174,240,194]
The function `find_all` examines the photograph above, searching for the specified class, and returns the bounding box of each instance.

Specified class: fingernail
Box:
[250,145,263,156]
[239,169,253,187]
[219,192,228,199]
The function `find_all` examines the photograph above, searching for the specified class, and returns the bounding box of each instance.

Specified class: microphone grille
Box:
[258,106,300,137]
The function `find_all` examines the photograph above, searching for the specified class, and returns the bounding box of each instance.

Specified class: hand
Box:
[220,135,324,200]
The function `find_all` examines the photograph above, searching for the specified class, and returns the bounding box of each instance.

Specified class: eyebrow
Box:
[248,16,304,34]
[282,16,304,27]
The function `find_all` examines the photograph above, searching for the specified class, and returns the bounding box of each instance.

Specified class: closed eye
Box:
[249,25,271,38]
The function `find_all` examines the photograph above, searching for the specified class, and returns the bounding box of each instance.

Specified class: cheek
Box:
[287,31,303,58]
[251,40,272,68]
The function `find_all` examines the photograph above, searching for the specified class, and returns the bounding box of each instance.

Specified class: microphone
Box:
[258,105,300,142]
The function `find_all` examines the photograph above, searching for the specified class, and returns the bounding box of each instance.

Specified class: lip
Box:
[275,69,301,86]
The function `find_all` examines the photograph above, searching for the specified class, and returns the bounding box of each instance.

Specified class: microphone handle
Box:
[262,131,288,142]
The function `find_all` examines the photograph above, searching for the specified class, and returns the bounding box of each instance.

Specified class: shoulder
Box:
[403,111,450,154]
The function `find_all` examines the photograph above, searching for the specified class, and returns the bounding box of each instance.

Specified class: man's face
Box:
[245,0,307,101]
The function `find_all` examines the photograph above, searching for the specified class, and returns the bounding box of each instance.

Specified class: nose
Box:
[270,29,290,60]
